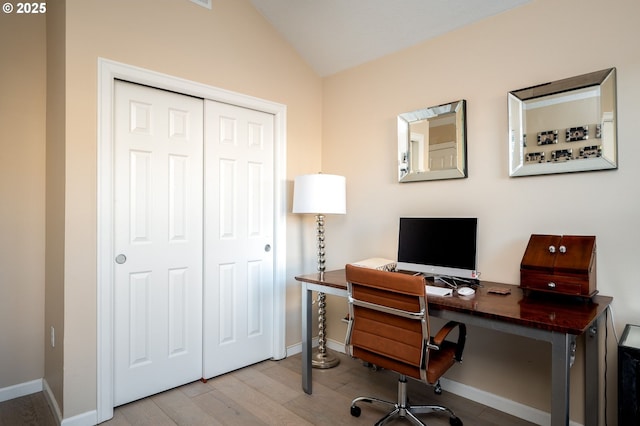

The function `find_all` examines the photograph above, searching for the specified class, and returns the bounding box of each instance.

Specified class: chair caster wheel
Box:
[450,416,463,426]
[350,405,361,417]
[434,383,442,395]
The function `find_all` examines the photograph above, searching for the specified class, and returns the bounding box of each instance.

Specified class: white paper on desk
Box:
[426,285,452,297]
[350,258,397,272]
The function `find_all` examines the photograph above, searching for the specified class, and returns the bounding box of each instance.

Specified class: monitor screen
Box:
[396,217,478,279]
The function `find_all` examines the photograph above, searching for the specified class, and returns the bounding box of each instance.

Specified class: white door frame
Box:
[97,58,287,423]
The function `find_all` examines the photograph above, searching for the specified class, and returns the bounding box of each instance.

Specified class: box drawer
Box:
[520,273,584,295]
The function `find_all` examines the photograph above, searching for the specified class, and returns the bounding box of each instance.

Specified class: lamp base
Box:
[311,350,340,369]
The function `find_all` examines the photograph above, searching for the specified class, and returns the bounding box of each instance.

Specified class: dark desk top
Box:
[295,269,613,335]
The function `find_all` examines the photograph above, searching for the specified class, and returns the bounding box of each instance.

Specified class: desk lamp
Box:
[293,173,346,369]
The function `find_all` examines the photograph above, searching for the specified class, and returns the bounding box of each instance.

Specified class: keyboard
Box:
[426,285,452,297]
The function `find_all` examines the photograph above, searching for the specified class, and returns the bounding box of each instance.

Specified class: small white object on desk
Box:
[350,258,397,271]
[457,286,476,297]
[426,285,452,297]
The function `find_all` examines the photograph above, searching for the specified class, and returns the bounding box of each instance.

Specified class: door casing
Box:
[97,58,287,423]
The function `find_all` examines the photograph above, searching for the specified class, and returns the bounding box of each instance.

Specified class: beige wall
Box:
[2,0,639,424]
[58,0,322,418]
[44,0,67,412]
[1,0,321,417]
[0,12,46,388]
[322,0,640,424]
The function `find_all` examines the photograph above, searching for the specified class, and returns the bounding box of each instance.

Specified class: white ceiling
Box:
[249,0,530,76]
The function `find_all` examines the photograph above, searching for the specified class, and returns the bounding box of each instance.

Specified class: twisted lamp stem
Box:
[312,214,340,368]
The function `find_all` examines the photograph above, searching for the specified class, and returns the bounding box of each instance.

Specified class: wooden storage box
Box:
[520,234,597,298]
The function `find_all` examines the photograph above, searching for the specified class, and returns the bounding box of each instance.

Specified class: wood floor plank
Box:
[232,363,302,404]
[191,387,268,426]
[111,396,178,426]
[151,387,221,426]
[206,373,314,425]
[0,393,56,426]
[1,353,538,425]
[257,362,305,394]
[176,380,213,399]
[285,384,392,425]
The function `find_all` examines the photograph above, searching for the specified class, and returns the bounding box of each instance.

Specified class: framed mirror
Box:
[508,68,617,177]
[398,100,467,182]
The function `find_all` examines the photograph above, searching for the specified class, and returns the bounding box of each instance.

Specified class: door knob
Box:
[115,254,127,264]
[264,244,272,252]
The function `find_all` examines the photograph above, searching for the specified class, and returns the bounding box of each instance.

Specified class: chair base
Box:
[350,375,462,426]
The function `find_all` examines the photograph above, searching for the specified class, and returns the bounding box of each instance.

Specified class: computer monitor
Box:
[396,217,479,280]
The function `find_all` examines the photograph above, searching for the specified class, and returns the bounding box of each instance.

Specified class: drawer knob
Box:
[548,282,556,288]
[559,245,567,253]
[548,245,556,253]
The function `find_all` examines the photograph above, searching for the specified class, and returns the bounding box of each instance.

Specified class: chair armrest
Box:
[432,321,466,362]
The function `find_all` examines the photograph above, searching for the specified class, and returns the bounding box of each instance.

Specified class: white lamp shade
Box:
[292,174,346,215]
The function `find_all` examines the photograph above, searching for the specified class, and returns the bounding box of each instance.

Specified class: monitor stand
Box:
[435,275,481,288]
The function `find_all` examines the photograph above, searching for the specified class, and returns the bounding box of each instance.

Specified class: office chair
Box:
[345,264,466,426]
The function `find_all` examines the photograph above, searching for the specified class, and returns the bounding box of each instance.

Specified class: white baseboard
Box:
[42,379,98,426]
[439,377,582,426]
[42,379,62,425]
[287,339,584,426]
[285,336,344,357]
[0,378,42,402]
[60,410,98,426]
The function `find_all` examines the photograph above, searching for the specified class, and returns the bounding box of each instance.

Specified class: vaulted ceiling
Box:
[249,0,530,76]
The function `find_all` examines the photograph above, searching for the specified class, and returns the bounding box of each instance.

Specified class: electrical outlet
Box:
[50,326,55,348]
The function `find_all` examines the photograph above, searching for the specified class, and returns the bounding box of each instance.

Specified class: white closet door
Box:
[113,81,203,406]
[203,100,275,378]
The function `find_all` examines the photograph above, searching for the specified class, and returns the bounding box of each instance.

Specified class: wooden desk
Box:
[296,269,612,426]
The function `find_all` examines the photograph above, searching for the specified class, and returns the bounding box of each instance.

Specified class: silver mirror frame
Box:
[508,68,617,177]
[398,100,467,182]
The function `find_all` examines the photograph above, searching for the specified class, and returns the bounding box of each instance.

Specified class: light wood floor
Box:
[1,352,535,425]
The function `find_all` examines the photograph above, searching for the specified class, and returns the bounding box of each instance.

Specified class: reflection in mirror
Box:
[508,68,617,177]
[398,100,467,182]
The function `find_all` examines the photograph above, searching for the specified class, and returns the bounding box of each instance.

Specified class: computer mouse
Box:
[457,286,475,297]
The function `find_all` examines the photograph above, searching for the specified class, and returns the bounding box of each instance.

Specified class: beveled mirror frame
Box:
[398,100,467,182]
[508,68,617,177]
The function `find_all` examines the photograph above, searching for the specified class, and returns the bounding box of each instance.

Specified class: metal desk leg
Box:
[301,283,313,394]
[551,332,573,426]
[584,316,601,426]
